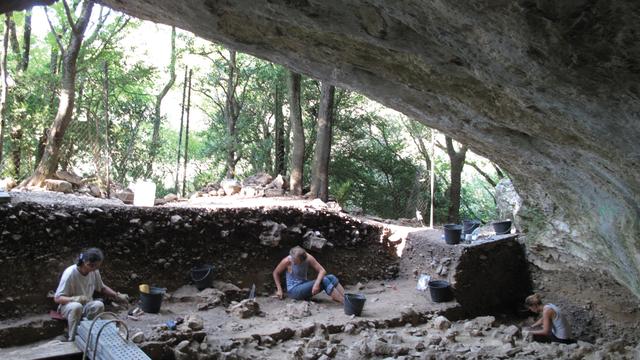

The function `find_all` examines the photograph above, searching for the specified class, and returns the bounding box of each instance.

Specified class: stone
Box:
[114,189,134,204]
[170,215,183,224]
[444,329,458,342]
[227,299,261,318]
[182,314,204,331]
[88,184,102,198]
[264,188,285,197]
[131,331,145,343]
[217,188,226,196]
[302,230,327,251]
[55,170,83,186]
[502,325,521,340]
[426,335,442,346]
[433,316,451,330]
[92,0,640,299]
[495,178,522,224]
[266,174,284,189]
[259,221,287,247]
[44,179,73,193]
[164,193,178,202]
[285,301,312,319]
[242,172,273,187]
[220,179,242,195]
[0,177,17,191]
[343,323,357,335]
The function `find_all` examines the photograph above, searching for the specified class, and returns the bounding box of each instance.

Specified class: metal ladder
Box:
[74,313,150,360]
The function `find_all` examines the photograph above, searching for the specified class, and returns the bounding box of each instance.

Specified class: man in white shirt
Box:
[54,248,128,341]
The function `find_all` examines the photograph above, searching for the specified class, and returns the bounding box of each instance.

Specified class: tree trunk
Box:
[10,126,22,177]
[309,82,335,202]
[445,136,468,223]
[147,26,176,177]
[21,8,31,71]
[21,0,94,187]
[288,71,304,195]
[7,13,20,56]
[224,49,238,179]
[0,15,9,167]
[273,81,285,176]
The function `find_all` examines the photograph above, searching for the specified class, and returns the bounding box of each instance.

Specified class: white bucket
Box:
[133,181,156,207]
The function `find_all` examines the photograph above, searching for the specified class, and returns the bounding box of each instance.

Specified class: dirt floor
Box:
[1,191,640,359]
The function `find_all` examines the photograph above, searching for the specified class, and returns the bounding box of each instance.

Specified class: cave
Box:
[1,0,639,358]
[74,0,640,298]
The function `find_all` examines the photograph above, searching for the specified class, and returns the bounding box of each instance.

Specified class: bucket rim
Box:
[428,280,450,288]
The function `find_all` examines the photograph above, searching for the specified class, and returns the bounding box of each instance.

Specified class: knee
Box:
[324,274,339,284]
[67,302,83,317]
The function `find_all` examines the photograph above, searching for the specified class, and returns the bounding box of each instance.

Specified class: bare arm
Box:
[531,307,554,336]
[307,255,327,294]
[272,257,290,298]
[101,285,118,299]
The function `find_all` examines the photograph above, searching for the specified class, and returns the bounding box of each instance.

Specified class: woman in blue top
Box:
[272,246,345,303]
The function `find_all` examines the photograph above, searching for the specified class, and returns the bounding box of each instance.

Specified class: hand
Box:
[312,283,321,295]
[115,292,130,304]
[275,289,284,300]
[70,295,89,305]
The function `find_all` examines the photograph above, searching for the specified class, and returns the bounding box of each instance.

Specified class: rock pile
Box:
[193,172,287,199]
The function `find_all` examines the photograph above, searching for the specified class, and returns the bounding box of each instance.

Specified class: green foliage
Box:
[0,7,502,224]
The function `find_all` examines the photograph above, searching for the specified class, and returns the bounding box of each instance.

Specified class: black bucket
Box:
[428,280,454,303]
[443,224,462,245]
[140,287,164,313]
[191,264,214,291]
[344,293,366,316]
[462,220,481,236]
[492,220,512,235]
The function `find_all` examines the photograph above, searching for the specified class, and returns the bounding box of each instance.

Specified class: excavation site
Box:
[0,0,639,359]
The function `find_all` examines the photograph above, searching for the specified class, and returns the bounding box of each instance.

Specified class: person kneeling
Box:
[54,248,129,341]
[273,246,345,303]
[525,293,575,344]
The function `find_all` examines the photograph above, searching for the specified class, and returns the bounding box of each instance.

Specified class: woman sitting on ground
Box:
[272,246,345,303]
[54,248,129,341]
[525,293,575,344]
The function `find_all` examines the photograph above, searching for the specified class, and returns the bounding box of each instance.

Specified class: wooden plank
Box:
[0,340,81,360]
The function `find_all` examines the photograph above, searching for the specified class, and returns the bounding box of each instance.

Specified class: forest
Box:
[0,1,506,224]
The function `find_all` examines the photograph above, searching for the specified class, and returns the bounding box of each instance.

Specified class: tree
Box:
[309,82,335,201]
[147,26,176,176]
[273,80,285,176]
[445,136,468,223]
[288,71,303,195]
[0,14,9,167]
[21,0,94,187]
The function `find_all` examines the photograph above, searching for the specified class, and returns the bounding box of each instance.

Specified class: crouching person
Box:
[273,246,345,303]
[54,248,129,341]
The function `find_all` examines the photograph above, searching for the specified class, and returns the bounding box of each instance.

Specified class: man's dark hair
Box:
[77,247,104,266]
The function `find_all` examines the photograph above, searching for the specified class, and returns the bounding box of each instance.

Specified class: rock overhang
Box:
[3,0,640,296]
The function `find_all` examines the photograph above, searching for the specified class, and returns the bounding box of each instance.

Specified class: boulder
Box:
[55,170,83,187]
[302,230,328,251]
[433,316,451,330]
[259,221,287,247]
[495,178,522,223]
[220,179,242,195]
[44,179,73,193]
[227,299,261,319]
[266,174,284,189]
[88,184,102,198]
[114,189,134,204]
[0,178,17,191]
[242,172,273,187]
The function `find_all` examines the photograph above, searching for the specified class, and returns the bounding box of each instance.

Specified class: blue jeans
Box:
[287,274,340,300]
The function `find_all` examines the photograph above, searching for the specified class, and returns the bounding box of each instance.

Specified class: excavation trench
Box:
[0,197,638,359]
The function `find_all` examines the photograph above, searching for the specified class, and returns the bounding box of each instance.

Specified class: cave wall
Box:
[0,202,397,319]
[82,0,640,297]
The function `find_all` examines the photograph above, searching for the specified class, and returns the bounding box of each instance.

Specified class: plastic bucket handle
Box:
[191,267,212,282]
